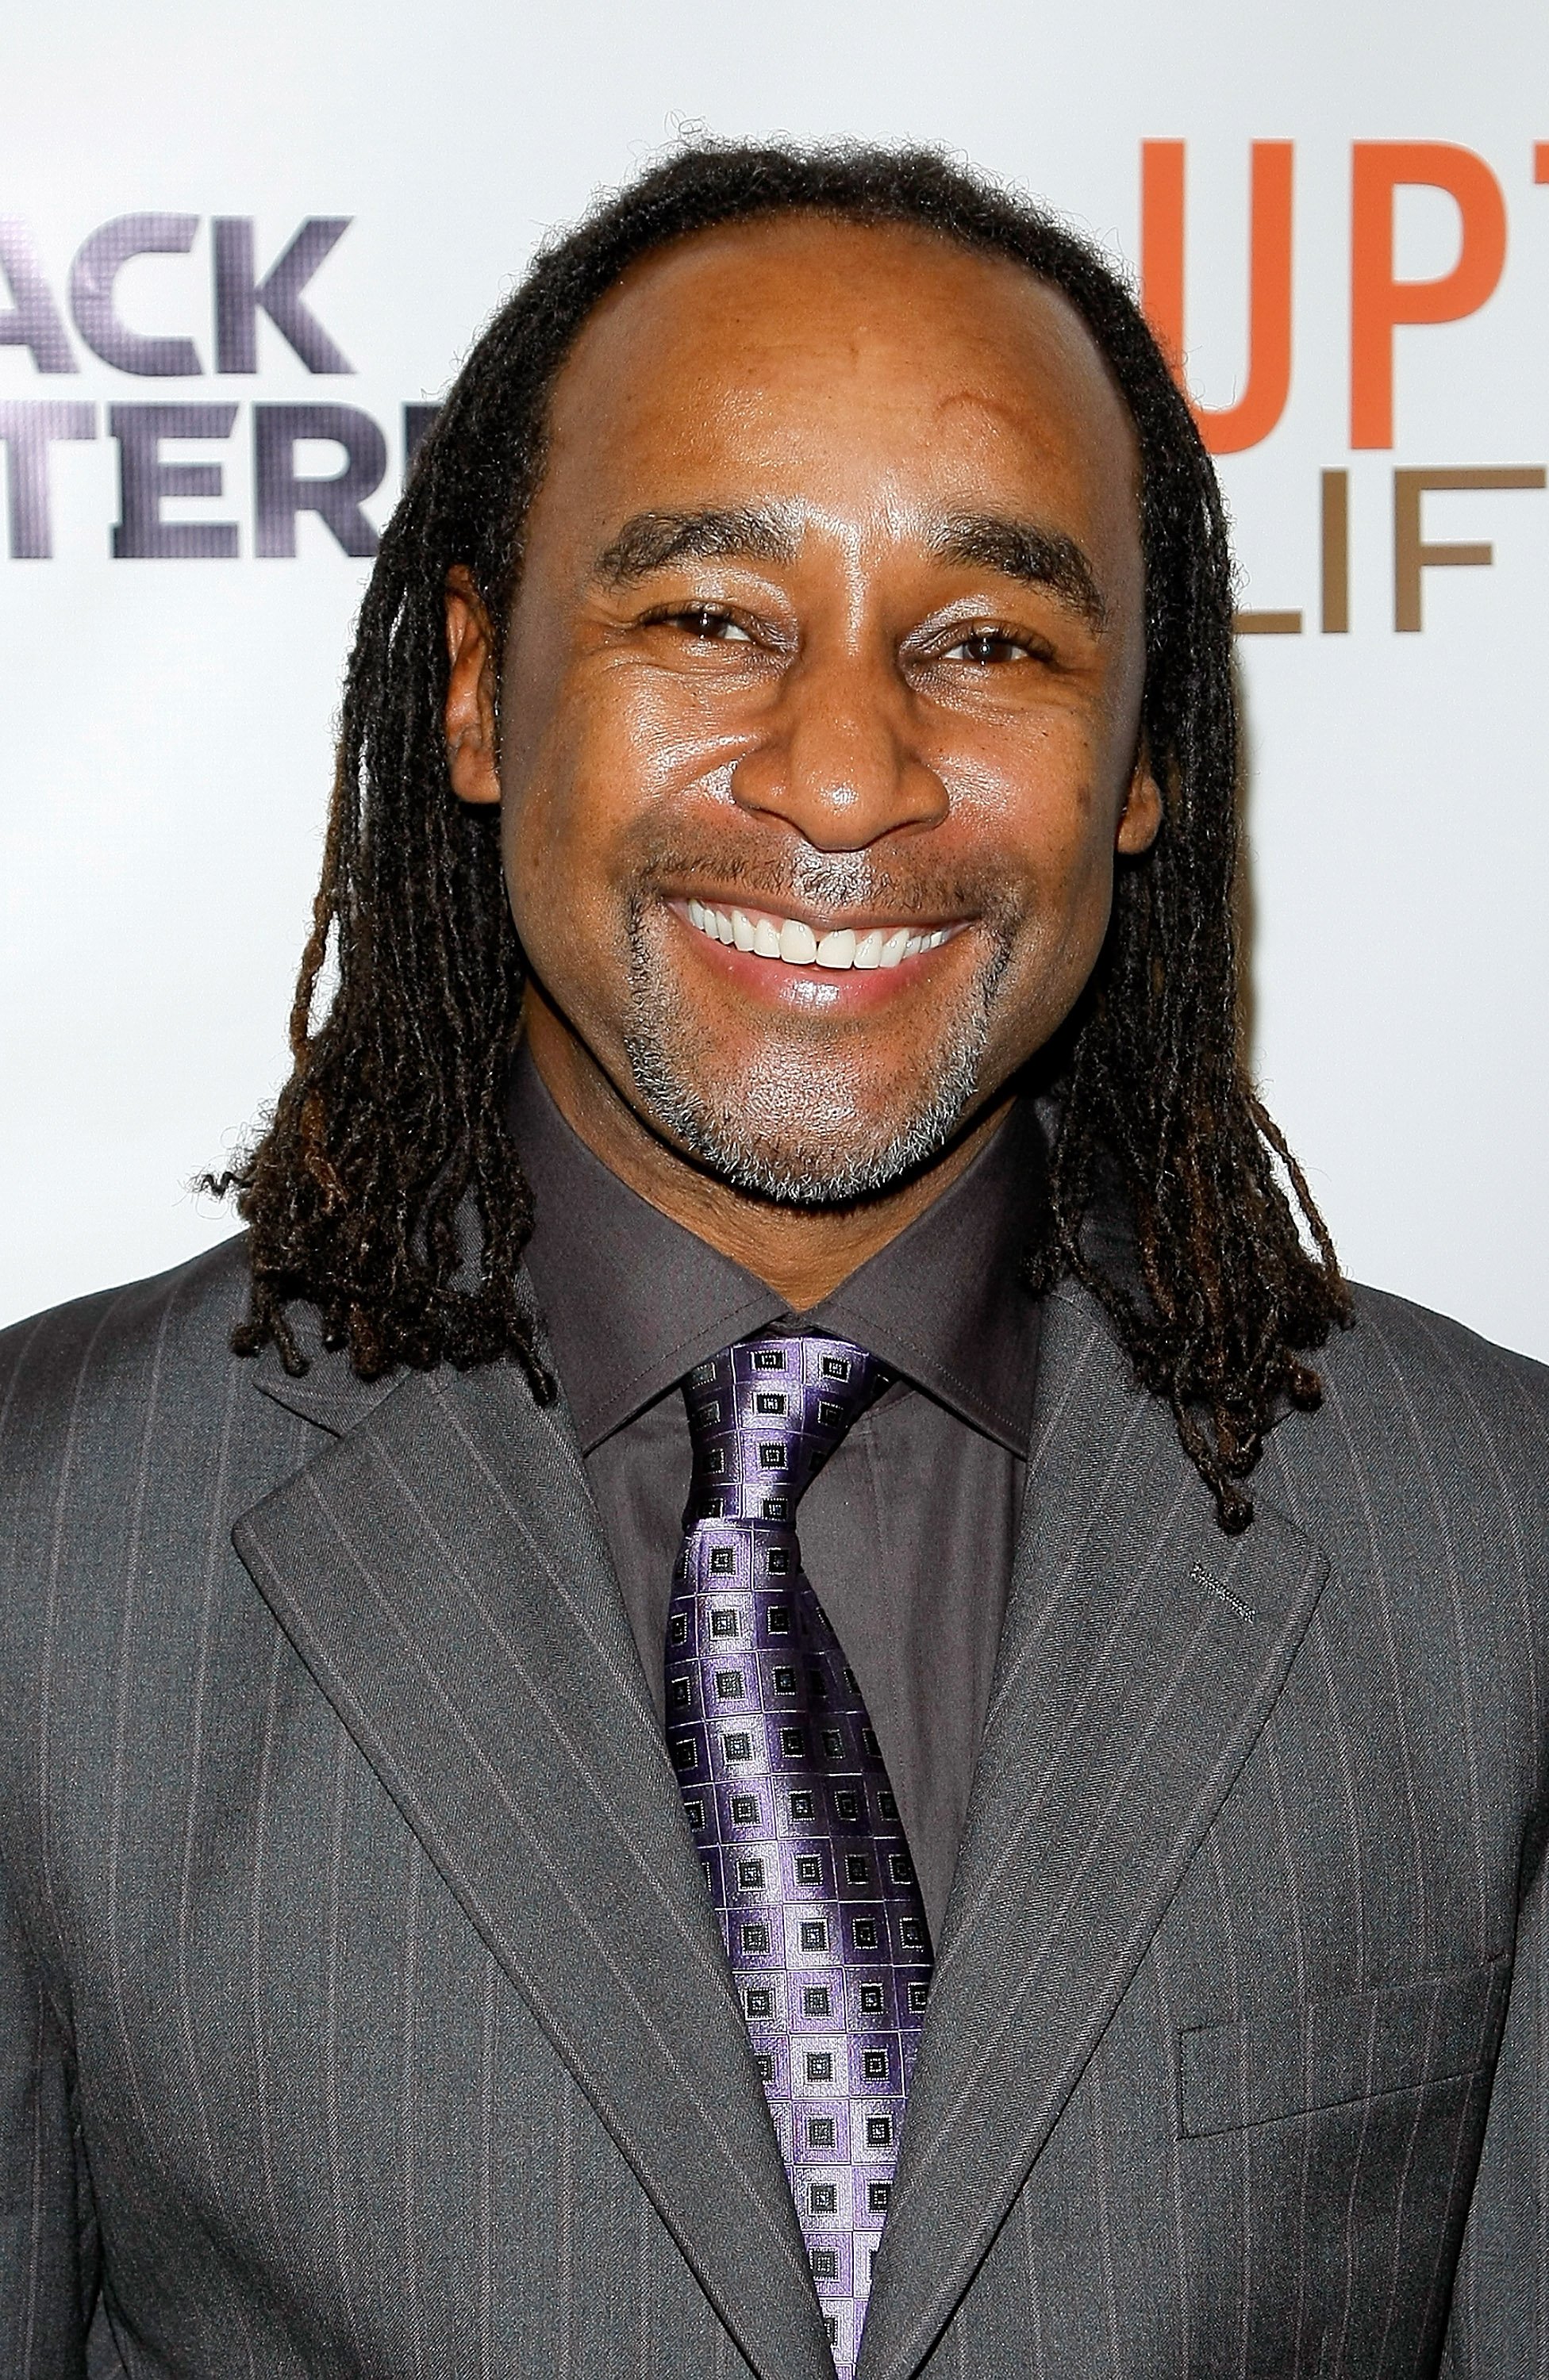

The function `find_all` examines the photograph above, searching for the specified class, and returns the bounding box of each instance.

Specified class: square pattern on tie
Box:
[666,1334,932,2380]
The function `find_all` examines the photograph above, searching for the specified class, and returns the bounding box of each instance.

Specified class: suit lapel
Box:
[235,1347,832,2380]
[857,1283,1330,2380]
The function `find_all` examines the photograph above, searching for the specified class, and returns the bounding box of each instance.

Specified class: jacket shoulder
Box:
[1334,1278,1549,1418]
[1283,1277,1549,1533]
[0,1234,256,1472]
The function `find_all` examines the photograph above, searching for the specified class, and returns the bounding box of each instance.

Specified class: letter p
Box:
[1351,143,1506,449]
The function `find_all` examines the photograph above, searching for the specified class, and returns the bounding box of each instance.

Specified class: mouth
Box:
[675,896,966,973]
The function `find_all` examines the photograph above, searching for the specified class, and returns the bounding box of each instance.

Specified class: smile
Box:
[682,899,962,972]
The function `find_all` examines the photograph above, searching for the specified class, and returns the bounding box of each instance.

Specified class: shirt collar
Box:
[805,1093,1044,1455]
[508,1047,1044,1458]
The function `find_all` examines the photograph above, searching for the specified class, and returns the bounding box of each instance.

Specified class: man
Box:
[2,142,1543,2379]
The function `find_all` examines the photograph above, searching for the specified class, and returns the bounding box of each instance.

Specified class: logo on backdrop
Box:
[2,152,1546,630]
[1140,139,1548,635]
[0,214,437,563]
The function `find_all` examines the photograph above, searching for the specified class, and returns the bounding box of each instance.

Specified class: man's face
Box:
[471,215,1159,1203]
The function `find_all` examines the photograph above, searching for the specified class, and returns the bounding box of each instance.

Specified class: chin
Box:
[623,1037,983,1209]
[617,903,1016,1205]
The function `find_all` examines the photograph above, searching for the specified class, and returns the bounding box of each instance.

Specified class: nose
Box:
[728,644,948,851]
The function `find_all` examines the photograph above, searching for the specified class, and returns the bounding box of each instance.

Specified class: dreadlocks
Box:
[209,138,1349,1531]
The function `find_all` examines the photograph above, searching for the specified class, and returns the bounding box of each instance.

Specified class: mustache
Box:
[627,833,1020,927]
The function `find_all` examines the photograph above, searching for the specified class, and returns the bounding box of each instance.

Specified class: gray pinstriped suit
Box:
[2,1229,1546,2377]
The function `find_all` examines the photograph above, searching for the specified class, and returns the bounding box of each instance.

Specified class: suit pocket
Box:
[1177,1955,1511,2139]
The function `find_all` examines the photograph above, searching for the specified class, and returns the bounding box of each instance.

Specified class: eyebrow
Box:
[591,501,1108,629]
[930,512,1108,630]
[594,506,798,583]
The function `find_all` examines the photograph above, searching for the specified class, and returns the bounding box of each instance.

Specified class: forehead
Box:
[532,213,1143,567]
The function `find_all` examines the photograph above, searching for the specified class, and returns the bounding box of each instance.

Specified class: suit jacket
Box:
[2,1232,1545,2379]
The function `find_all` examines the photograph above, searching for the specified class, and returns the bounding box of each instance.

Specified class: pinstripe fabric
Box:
[2,1232,1547,2378]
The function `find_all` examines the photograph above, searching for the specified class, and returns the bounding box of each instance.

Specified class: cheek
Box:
[498,686,696,1020]
[498,768,613,1003]
[968,731,1129,1007]
[957,713,1124,897]
[499,685,621,925]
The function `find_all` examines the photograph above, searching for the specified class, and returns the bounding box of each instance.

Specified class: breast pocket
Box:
[1176,1956,1511,2139]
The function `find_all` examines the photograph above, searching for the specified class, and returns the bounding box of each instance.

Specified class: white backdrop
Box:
[3,0,1546,1360]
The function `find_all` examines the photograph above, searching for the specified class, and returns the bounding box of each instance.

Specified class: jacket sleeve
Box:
[1439,1822,1549,2374]
[0,1845,98,2379]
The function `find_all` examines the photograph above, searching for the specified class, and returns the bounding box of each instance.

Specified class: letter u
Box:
[1141,140,1293,455]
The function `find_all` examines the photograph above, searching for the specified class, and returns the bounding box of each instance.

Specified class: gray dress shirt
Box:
[509,1052,1044,1942]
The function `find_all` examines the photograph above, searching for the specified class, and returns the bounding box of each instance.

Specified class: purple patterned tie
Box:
[666,1333,933,2379]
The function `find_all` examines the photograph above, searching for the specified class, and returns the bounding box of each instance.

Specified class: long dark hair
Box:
[210,140,1348,1530]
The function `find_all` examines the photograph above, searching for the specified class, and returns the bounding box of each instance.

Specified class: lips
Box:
[683,898,959,973]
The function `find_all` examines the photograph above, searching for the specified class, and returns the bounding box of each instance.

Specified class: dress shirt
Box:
[509,1049,1044,1944]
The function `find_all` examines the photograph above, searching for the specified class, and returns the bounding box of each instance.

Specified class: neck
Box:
[521,991,1010,1310]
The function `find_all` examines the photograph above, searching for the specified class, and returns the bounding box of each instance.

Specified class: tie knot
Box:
[682,1334,887,1522]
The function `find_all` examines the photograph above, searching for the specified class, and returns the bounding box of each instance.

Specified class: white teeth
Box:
[684,900,951,970]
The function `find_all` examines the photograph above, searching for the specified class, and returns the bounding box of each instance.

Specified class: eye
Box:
[940,628,1036,666]
[658,605,755,644]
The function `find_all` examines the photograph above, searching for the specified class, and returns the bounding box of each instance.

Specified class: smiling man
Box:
[443,205,1159,1306]
[2,145,1546,2380]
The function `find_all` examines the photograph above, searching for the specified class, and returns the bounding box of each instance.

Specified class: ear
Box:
[444,565,502,806]
[1115,747,1163,857]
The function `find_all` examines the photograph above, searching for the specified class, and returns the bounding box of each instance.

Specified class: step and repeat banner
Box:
[3,0,1546,1358]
